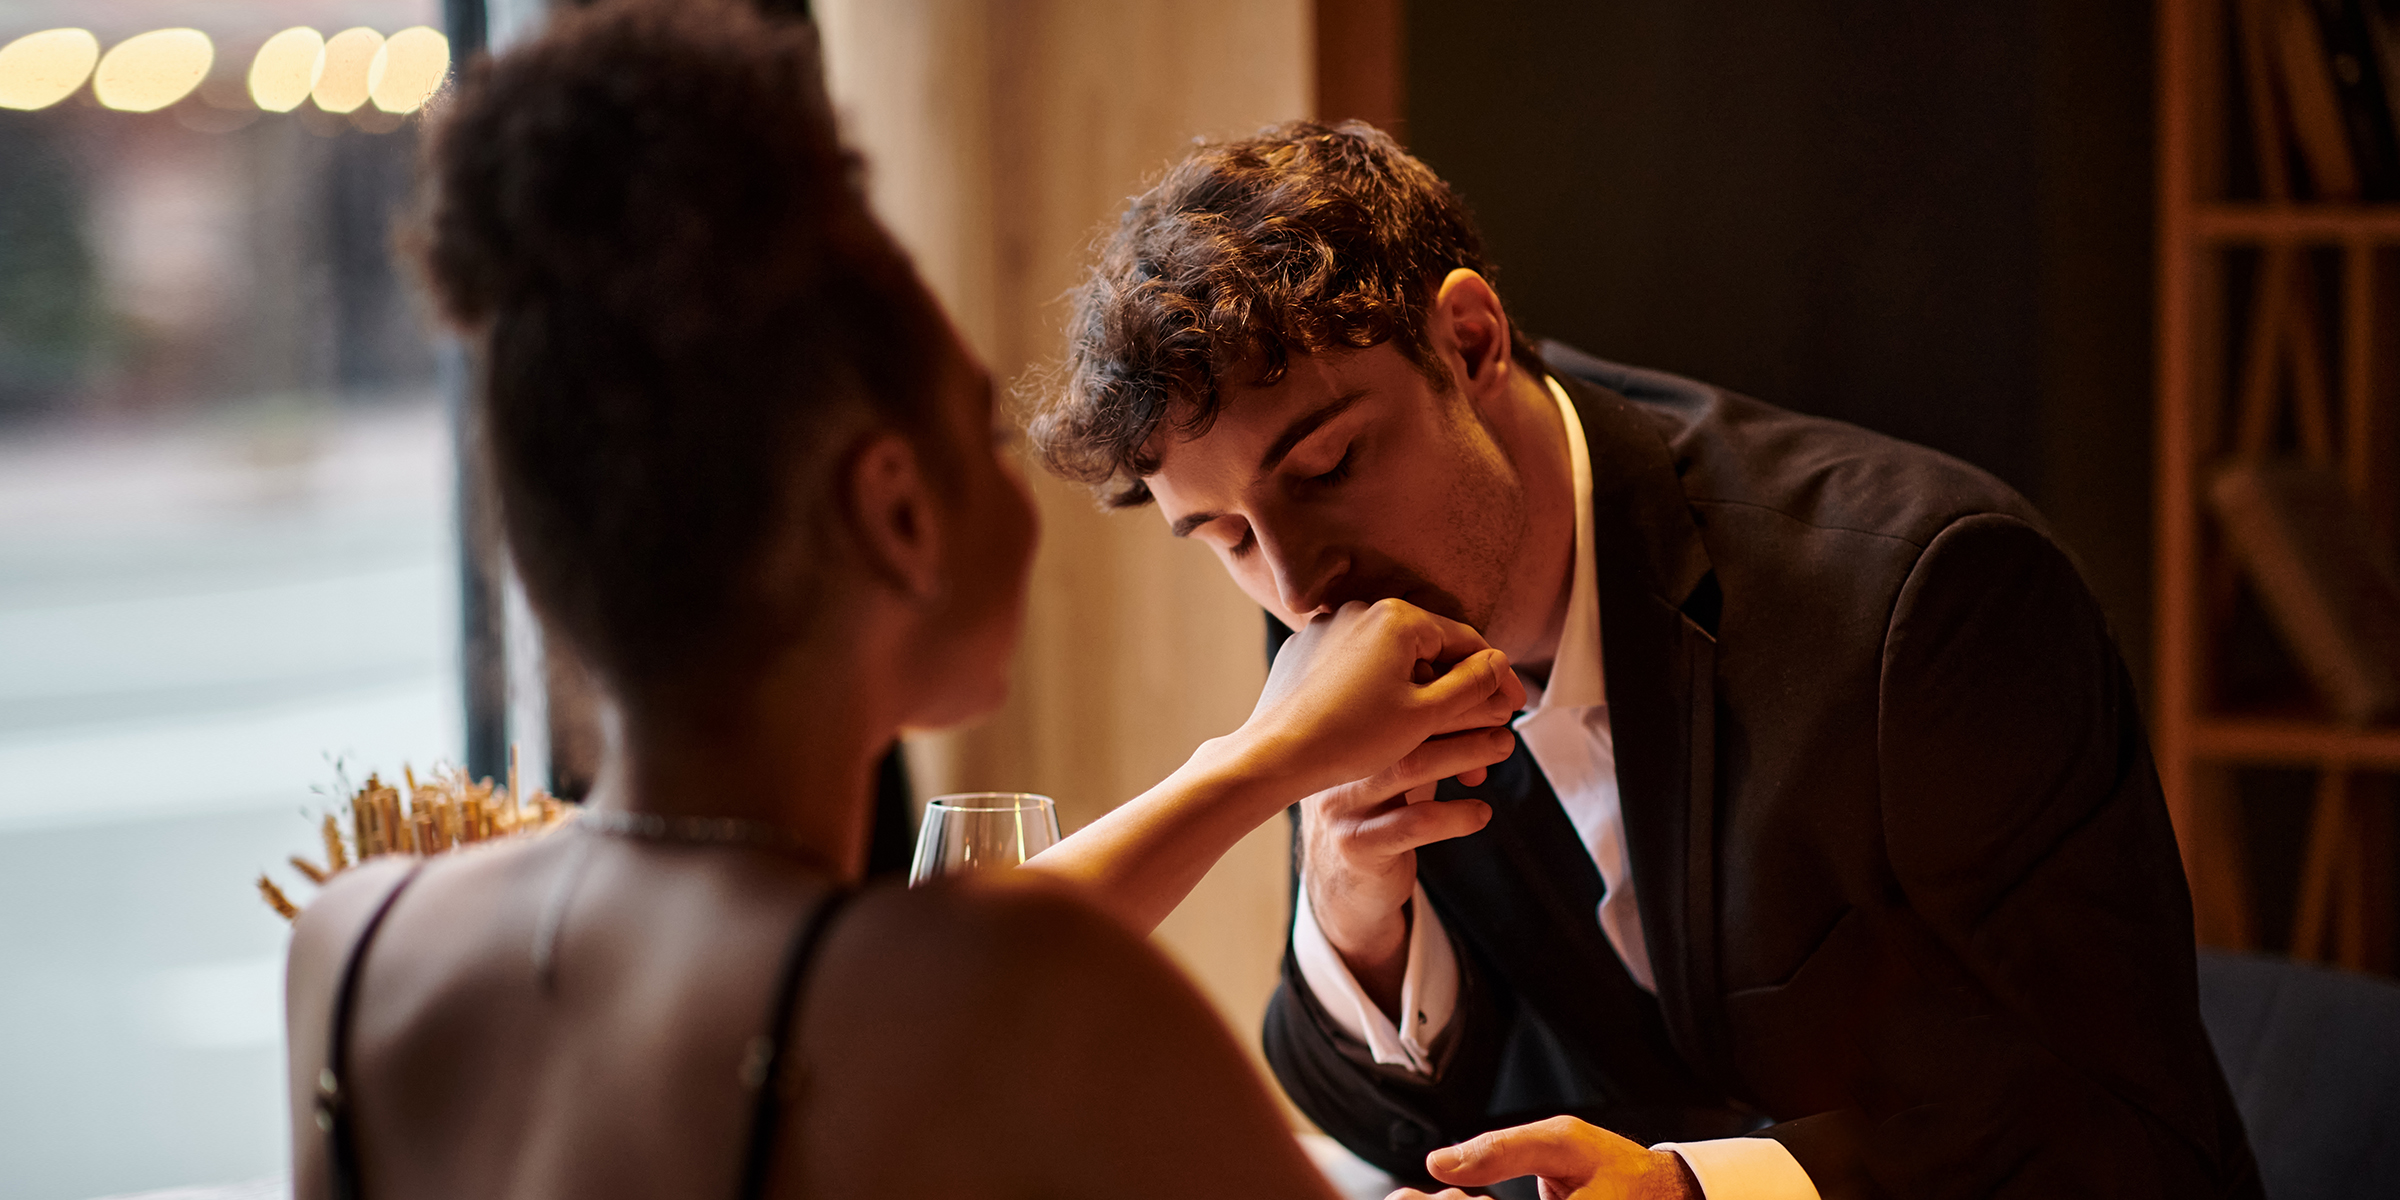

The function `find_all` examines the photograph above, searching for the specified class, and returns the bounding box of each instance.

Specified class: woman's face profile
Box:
[904,331,1038,730]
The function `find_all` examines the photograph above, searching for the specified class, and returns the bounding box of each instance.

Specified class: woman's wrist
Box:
[1192,722,1326,814]
[1034,727,1324,934]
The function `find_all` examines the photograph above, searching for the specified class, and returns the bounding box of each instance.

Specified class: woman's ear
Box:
[1430,268,1514,397]
[841,430,945,600]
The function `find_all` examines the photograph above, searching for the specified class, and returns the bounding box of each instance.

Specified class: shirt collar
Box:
[1520,375,1606,714]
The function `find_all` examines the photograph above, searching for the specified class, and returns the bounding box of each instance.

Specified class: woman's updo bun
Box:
[403,0,948,693]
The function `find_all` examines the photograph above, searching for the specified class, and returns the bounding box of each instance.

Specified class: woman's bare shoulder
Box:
[803,873,1243,1119]
[824,874,1186,1010]
[287,856,421,995]
[793,876,1336,1200]
[285,835,561,1012]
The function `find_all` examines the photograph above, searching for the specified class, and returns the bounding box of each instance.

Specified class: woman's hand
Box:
[1232,598,1526,800]
[1385,1116,1700,1200]
[1027,598,1522,937]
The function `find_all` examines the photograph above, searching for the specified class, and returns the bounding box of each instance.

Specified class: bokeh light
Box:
[366,27,448,114]
[0,28,102,111]
[311,27,382,114]
[93,28,214,113]
[368,27,448,114]
[248,27,326,113]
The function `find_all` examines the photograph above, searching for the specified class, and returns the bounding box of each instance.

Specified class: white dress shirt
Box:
[1290,376,1818,1200]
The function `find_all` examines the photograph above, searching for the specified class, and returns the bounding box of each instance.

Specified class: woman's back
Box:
[290,831,837,1199]
[287,829,1336,1200]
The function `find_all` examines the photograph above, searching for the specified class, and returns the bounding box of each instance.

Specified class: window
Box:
[0,5,457,1196]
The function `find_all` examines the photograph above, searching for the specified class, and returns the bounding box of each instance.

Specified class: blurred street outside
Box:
[0,397,457,1200]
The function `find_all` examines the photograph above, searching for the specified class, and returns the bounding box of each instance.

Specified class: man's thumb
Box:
[1426,1118,1597,1187]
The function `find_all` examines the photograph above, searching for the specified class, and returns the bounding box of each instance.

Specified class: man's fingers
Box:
[1351,793,1491,856]
[1426,1116,1614,1187]
[1382,1191,1474,1200]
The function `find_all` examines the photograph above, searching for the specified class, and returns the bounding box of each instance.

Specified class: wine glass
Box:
[908,793,1061,885]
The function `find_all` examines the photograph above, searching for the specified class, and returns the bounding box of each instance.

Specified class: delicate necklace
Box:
[577,808,795,849]
[532,809,806,989]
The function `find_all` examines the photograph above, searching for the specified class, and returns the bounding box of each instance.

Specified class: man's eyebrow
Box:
[1167,388,1372,538]
[1258,388,1371,474]
[1169,511,1218,538]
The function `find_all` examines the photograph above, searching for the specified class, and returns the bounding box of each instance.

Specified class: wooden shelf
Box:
[2190,204,2400,243]
[2155,0,2400,966]
[2191,717,2400,768]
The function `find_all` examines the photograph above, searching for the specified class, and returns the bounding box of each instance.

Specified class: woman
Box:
[282,3,1522,1197]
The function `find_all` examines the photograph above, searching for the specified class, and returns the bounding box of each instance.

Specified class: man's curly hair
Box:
[404,0,949,691]
[1029,120,1535,507]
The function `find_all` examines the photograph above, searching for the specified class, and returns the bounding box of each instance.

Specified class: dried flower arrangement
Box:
[258,752,574,921]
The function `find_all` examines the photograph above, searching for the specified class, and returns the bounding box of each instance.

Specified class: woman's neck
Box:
[588,631,903,881]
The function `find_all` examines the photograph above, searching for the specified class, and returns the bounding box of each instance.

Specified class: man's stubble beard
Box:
[1446,451,1529,642]
[1422,400,1530,643]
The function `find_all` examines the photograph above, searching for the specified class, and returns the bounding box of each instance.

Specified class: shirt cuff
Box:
[1652,1138,1820,1200]
[1290,880,1459,1074]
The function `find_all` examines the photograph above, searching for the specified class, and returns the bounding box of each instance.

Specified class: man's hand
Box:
[1304,774,1487,1014]
[1243,600,1524,1012]
[1384,1116,1701,1200]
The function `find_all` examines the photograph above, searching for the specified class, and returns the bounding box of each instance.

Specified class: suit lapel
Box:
[1422,742,1708,1103]
[1561,374,1736,1094]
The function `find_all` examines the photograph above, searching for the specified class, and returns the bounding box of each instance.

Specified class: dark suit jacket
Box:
[1262,346,2261,1200]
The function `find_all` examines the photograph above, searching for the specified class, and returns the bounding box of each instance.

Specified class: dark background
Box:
[1398,0,2158,692]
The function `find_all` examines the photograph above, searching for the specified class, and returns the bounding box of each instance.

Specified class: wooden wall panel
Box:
[815,0,1313,1084]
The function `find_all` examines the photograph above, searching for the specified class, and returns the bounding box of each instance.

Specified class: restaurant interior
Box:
[0,0,2396,1197]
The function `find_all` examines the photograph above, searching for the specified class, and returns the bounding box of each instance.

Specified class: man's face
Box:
[1146,342,1532,644]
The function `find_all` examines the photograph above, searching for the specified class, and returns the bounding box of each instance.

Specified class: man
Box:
[1030,122,2258,1200]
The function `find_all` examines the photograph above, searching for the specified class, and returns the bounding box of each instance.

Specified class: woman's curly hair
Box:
[404,0,949,692]
[1029,120,1534,507]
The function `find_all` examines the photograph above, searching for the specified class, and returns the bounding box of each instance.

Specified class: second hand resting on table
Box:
[1386,1116,1704,1200]
[1025,596,1526,935]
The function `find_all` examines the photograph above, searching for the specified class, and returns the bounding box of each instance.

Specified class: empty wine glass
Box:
[908,793,1061,885]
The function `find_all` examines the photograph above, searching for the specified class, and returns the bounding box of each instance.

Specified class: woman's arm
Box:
[1027,598,1524,933]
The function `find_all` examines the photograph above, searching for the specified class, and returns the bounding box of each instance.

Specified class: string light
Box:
[367,26,449,114]
[311,27,383,114]
[249,27,326,114]
[93,28,213,113]
[0,27,101,111]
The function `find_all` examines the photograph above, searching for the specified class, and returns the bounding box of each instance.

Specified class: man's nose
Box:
[1259,526,1347,617]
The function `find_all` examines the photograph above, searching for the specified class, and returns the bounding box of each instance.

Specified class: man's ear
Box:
[1431,268,1515,397]
[841,429,944,600]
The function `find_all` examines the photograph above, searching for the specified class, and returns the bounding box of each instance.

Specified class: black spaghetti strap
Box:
[316,860,428,1200]
[733,887,854,1200]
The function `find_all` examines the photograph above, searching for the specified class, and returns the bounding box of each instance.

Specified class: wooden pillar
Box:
[814,0,1312,1080]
